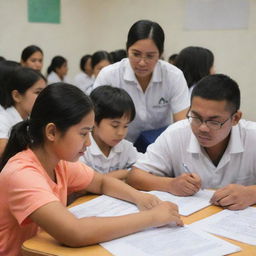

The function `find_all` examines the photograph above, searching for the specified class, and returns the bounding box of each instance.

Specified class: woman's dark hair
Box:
[126,20,165,55]
[110,49,127,63]
[91,51,112,70]
[191,74,240,113]
[21,45,43,62]
[90,85,136,124]
[80,55,91,72]
[175,46,214,88]
[47,56,67,75]
[0,83,94,170]
[0,60,21,107]
[3,67,46,108]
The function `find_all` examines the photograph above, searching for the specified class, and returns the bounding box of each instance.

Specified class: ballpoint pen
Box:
[182,163,204,190]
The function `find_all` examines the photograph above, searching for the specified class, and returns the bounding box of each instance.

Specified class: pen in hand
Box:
[182,163,203,190]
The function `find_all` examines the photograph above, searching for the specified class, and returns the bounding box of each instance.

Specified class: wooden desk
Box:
[22,195,256,256]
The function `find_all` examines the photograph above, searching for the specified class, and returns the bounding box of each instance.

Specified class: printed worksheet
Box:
[147,190,214,216]
[69,189,214,218]
[101,225,241,256]
[190,207,256,245]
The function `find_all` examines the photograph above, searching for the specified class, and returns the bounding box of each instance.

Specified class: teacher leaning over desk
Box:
[127,74,256,210]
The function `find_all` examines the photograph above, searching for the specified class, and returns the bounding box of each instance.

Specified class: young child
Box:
[47,55,68,84]
[0,66,46,157]
[0,83,182,256]
[80,85,140,180]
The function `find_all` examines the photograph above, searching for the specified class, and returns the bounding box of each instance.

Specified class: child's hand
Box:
[134,192,162,210]
[149,201,184,227]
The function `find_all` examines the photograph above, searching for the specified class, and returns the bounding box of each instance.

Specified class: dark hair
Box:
[126,20,165,55]
[0,56,6,61]
[168,54,178,64]
[3,67,46,108]
[91,51,112,70]
[80,55,91,72]
[0,60,21,107]
[191,74,240,113]
[175,46,214,88]
[90,85,136,124]
[21,45,43,62]
[47,56,67,75]
[110,49,127,63]
[0,83,94,170]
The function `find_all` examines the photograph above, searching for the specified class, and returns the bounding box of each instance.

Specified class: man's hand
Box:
[168,173,201,196]
[210,184,256,210]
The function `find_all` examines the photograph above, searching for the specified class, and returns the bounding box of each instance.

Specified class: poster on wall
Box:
[28,0,60,23]
[184,0,249,30]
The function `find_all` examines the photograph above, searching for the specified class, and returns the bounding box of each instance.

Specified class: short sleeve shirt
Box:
[0,149,94,256]
[93,58,190,142]
[80,133,141,173]
[0,106,22,139]
[134,119,256,188]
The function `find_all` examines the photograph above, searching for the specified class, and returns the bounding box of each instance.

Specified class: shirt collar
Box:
[89,133,123,156]
[187,124,244,154]
[123,58,162,83]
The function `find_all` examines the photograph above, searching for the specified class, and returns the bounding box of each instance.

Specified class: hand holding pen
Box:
[168,163,202,196]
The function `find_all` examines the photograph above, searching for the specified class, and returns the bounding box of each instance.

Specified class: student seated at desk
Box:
[80,85,140,180]
[0,67,46,157]
[127,74,256,211]
[0,83,183,256]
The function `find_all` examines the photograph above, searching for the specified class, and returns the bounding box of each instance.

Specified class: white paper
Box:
[69,195,139,218]
[190,207,256,245]
[101,226,240,256]
[147,189,214,216]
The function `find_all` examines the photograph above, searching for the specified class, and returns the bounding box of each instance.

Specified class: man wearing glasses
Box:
[127,74,256,210]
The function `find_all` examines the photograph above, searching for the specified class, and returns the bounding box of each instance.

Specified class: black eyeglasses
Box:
[187,113,236,130]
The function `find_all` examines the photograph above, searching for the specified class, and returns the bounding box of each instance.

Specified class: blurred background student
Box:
[110,49,127,63]
[20,45,44,72]
[175,46,215,95]
[85,50,112,94]
[93,19,189,146]
[80,86,140,180]
[0,67,46,156]
[168,53,177,65]
[0,60,20,112]
[73,54,94,94]
[47,55,68,84]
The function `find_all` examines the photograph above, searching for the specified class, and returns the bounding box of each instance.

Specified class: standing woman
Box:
[93,20,190,143]
[73,54,94,93]
[20,45,44,72]
[175,46,215,95]
[47,56,68,84]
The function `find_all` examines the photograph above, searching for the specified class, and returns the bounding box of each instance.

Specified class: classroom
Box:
[0,0,256,255]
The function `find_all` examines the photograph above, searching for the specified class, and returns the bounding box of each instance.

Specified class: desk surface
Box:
[22,195,256,256]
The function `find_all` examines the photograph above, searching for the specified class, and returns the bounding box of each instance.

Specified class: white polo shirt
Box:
[93,58,190,142]
[47,71,68,85]
[0,106,22,139]
[134,119,256,189]
[73,72,94,94]
[79,133,141,174]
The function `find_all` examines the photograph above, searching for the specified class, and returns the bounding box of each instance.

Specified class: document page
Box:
[101,226,241,256]
[69,195,138,218]
[190,207,256,245]
[147,190,214,216]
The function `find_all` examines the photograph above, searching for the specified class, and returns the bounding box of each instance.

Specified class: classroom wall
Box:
[0,0,256,120]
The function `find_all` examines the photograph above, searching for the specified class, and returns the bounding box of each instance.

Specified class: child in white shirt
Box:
[79,85,140,180]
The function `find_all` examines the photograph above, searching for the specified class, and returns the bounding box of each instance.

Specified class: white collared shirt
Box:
[79,133,141,174]
[47,71,68,85]
[73,72,94,94]
[0,106,23,138]
[93,58,190,142]
[134,119,256,188]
